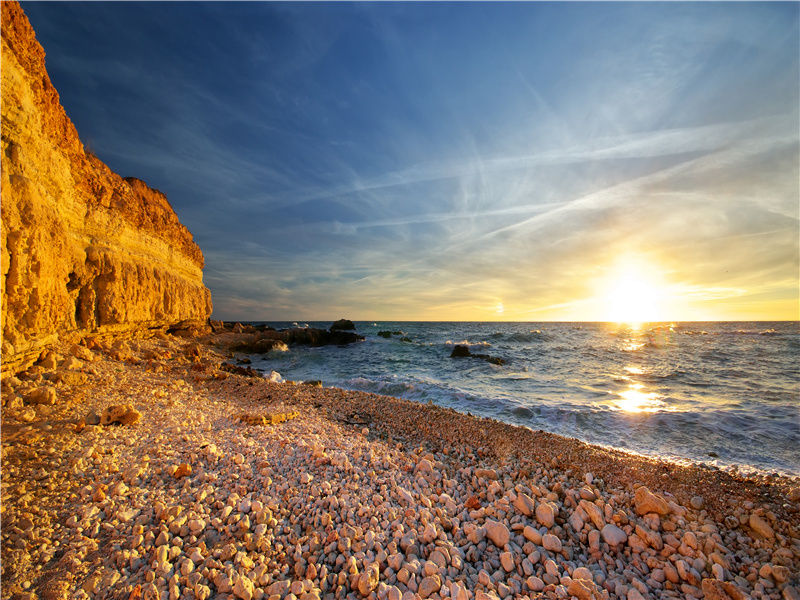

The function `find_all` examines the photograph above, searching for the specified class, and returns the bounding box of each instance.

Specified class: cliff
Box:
[1,1,212,374]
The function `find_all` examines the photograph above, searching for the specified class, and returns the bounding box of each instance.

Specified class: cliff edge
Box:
[1,1,212,374]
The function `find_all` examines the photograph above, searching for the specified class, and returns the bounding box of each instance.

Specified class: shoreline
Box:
[2,332,798,599]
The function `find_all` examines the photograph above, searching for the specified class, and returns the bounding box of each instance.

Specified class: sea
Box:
[240,321,800,477]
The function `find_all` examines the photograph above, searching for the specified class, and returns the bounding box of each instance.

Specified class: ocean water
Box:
[243,321,800,476]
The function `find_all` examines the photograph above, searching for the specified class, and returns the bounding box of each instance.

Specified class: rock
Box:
[500,552,514,572]
[418,575,441,599]
[600,524,628,547]
[513,492,535,516]
[233,576,255,600]
[701,579,749,600]
[474,468,498,480]
[567,578,602,600]
[783,587,800,600]
[174,463,192,479]
[579,499,605,529]
[748,512,774,539]
[100,404,141,426]
[485,520,510,548]
[536,502,556,528]
[634,486,671,516]
[397,487,414,504]
[523,525,542,544]
[465,495,481,510]
[542,533,562,553]
[330,319,355,331]
[627,589,645,600]
[85,411,101,425]
[449,345,505,364]
[61,355,83,370]
[690,496,704,510]
[70,344,95,361]
[25,386,56,405]
[0,0,212,375]
[267,580,291,597]
[357,564,379,596]
[572,567,593,582]
[527,576,545,592]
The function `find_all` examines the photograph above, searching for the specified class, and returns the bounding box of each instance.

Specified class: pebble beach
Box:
[2,333,799,600]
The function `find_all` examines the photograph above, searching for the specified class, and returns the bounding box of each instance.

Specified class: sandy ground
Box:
[1,333,798,600]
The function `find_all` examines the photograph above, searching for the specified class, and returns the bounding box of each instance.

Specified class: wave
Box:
[444,339,491,348]
[505,330,549,343]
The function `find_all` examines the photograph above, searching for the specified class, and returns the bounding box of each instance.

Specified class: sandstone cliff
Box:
[1,1,212,373]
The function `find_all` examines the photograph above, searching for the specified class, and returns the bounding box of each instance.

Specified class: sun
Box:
[599,258,669,323]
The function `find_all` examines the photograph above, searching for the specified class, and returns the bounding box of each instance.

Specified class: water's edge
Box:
[238,321,800,477]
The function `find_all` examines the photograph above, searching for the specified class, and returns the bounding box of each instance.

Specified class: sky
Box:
[22,2,799,321]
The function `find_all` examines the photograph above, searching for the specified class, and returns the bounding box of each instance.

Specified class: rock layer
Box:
[1,1,212,373]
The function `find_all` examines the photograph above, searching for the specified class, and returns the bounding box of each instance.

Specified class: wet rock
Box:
[330,319,355,332]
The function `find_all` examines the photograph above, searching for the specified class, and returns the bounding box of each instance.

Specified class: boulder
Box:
[450,345,471,358]
[330,319,355,331]
[450,345,505,365]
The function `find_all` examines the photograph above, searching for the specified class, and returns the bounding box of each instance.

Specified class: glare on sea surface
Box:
[612,384,670,413]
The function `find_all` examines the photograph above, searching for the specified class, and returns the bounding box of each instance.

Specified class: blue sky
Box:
[22,2,799,320]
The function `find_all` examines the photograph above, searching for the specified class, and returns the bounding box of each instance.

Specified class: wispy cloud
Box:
[23,1,799,320]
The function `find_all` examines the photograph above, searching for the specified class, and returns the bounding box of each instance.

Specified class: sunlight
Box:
[599,257,669,323]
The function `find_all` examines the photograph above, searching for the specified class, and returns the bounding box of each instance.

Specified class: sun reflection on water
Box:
[613,384,672,413]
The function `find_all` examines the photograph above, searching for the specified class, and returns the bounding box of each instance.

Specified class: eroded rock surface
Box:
[1,1,212,374]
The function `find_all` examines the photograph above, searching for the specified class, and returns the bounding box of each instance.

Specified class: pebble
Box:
[485,520,510,548]
[536,501,556,528]
[542,533,562,553]
[513,492,535,516]
[600,524,628,547]
[633,486,671,516]
[748,512,774,539]
[500,552,514,572]
[1,336,793,600]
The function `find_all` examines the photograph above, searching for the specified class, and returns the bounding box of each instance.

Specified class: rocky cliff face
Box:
[1,1,212,373]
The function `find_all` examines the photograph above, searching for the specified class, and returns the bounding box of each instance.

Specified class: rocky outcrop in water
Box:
[225,321,364,353]
[0,1,212,373]
[450,344,506,365]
